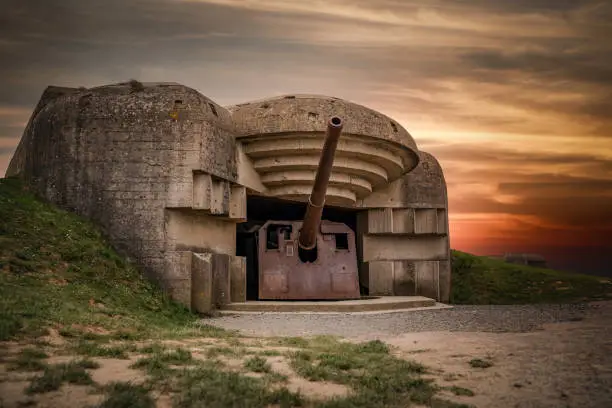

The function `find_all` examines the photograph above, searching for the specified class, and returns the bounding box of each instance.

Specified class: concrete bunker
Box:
[7,83,451,313]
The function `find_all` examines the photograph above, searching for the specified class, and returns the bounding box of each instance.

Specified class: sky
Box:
[1,0,611,276]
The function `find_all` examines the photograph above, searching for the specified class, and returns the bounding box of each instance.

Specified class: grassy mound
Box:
[0,177,199,341]
[451,250,612,305]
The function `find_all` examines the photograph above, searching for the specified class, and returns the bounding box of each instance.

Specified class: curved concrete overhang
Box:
[227,94,420,207]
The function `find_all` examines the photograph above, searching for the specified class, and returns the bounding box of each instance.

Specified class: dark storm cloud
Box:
[462,50,612,85]
[498,178,612,196]
[0,124,24,140]
[0,0,387,109]
[427,142,612,229]
[449,185,612,228]
[425,143,612,170]
[469,0,588,13]
[2,1,611,110]
[1,0,611,274]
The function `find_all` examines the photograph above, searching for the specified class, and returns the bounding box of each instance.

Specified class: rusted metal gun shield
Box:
[258,220,360,300]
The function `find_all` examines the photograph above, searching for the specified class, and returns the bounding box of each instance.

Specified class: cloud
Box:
[424,142,612,243]
[0,0,611,274]
[0,147,16,155]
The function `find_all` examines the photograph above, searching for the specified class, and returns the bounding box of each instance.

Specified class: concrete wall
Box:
[7,83,247,308]
[356,152,451,302]
[7,84,451,306]
[230,95,420,207]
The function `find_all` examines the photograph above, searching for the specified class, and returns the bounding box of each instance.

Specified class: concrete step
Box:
[220,296,439,313]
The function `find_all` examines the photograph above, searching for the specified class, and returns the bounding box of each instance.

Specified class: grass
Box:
[0,177,206,342]
[130,347,195,377]
[107,335,468,408]
[8,347,49,371]
[125,347,305,407]
[448,386,475,397]
[244,355,272,373]
[172,365,305,408]
[287,338,445,407]
[72,341,137,359]
[98,382,155,408]
[26,359,99,394]
[450,250,612,305]
[258,349,283,357]
[206,345,247,358]
[468,358,493,369]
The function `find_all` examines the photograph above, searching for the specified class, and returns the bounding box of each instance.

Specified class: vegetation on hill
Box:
[0,177,200,342]
[450,250,611,305]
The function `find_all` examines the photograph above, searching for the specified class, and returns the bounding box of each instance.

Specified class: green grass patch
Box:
[257,349,283,357]
[26,359,99,394]
[430,399,476,408]
[288,338,438,407]
[448,386,475,397]
[206,346,245,358]
[127,349,303,407]
[172,365,304,408]
[130,347,194,376]
[468,358,493,369]
[264,371,289,383]
[73,341,137,359]
[0,177,230,341]
[271,336,312,348]
[8,347,49,371]
[450,250,612,305]
[244,355,271,373]
[98,382,155,408]
[138,343,166,355]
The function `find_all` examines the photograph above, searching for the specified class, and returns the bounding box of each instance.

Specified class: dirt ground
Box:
[376,301,612,408]
[1,302,610,407]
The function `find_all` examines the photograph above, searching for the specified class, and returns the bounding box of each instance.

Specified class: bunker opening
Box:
[236,116,362,302]
[236,194,358,301]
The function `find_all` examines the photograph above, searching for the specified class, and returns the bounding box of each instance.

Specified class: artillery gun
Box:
[256,116,361,300]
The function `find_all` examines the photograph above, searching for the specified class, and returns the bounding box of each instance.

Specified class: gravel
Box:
[205,303,597,339]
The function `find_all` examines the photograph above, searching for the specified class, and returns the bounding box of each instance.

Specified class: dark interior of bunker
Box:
[236,195,358,300]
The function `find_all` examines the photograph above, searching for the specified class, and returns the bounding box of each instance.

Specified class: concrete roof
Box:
[227,94,418,151]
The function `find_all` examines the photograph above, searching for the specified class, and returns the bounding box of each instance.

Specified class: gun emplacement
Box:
[298,116,344,251]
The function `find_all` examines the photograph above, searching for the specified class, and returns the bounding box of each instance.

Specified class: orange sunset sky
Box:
[1,0,611,276]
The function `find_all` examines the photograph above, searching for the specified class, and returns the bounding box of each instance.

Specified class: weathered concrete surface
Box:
[221,296,437,313]
[233,94,421,207]
[228,94,419,151]
[7,82,240,305]
[7,82,451,307]
[356,152,451,301]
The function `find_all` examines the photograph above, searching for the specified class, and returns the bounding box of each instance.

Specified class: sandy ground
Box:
[353,301,612,408]
[210,301,612,408]
[1,302,610,407]
[0,337,352,407]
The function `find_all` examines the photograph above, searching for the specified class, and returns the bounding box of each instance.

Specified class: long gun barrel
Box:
[298,116,344,250]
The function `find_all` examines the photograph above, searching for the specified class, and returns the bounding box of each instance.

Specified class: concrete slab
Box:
[219,296,441,314]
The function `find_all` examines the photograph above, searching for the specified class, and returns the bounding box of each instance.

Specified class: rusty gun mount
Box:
[256,116,361,300]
